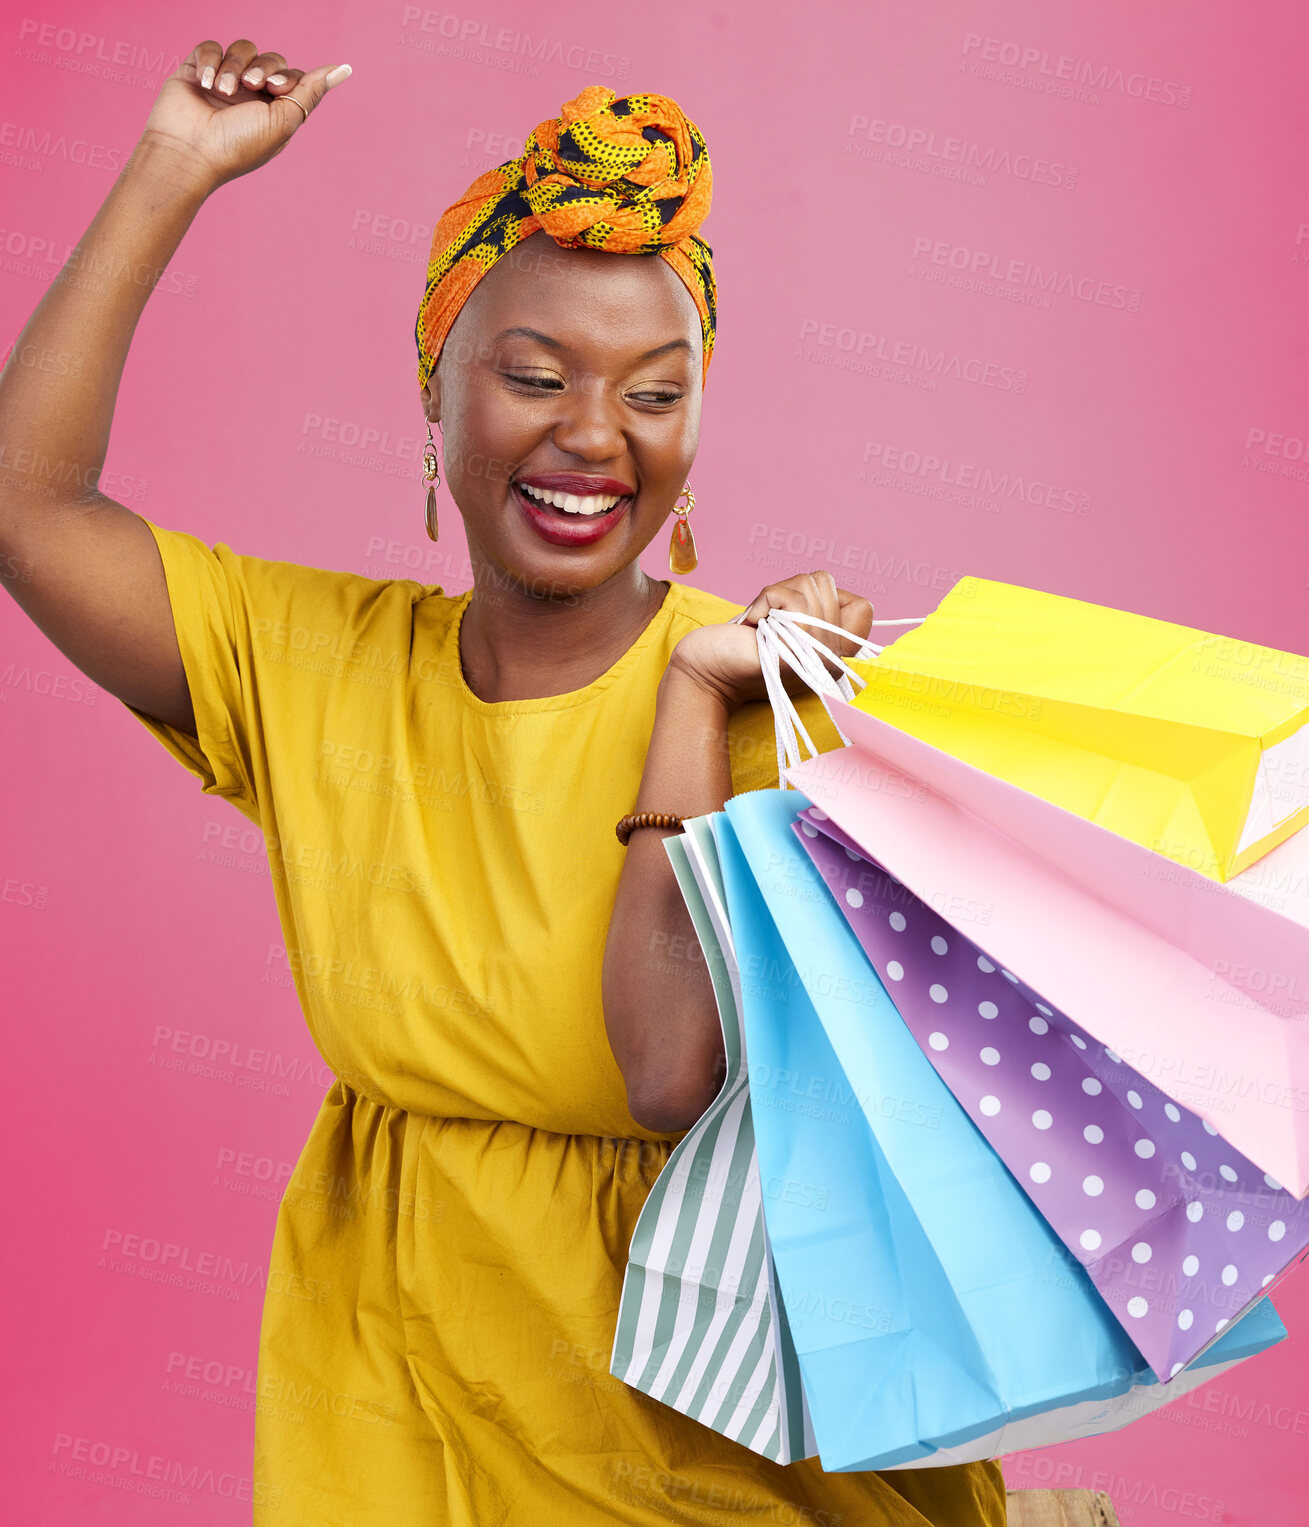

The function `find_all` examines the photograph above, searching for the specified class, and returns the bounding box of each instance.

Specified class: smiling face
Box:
[421,228,704,602]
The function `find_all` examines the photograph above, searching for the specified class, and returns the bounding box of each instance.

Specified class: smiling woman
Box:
[0,47,1005,1527]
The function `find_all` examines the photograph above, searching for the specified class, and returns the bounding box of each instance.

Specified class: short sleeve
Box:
[122,517,438,825]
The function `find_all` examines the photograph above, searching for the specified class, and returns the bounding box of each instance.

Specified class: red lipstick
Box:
[510,477,634,548]
[516,472,635,496]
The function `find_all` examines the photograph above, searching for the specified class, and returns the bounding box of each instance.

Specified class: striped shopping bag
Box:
[609,817,816,1463]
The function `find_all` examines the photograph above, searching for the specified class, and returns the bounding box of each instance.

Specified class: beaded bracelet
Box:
[615,811,685,846]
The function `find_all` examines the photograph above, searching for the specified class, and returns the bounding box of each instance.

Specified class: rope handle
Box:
[728,605,926,785]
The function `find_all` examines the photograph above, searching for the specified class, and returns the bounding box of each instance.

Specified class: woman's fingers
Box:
[175,43,346,107]
[737,577,807,627]
[732,571,874,702]
[264,66,304,93]
[212,39,259,97]
[738,572,842,636]
[838,585,876,645]
[184,39,224,92]
[811,570,873,659]
[240,51,286,90]
[810,570,842,646]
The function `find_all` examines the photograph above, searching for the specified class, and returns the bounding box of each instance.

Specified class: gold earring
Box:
[423,423,440,542]
[668,482,698,575]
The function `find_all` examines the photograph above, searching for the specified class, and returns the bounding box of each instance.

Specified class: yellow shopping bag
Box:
[851,576,1309,882]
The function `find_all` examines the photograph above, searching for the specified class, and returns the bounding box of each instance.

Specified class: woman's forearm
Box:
[0,133,213,531]
[602,661,737,1132]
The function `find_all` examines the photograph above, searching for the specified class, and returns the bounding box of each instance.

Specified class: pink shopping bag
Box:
[782,700,1309,1197]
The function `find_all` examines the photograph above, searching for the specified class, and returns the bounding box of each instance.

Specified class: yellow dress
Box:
[125,518,1008,1527]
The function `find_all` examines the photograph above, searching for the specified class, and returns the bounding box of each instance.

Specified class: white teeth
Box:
[518,482,623,516]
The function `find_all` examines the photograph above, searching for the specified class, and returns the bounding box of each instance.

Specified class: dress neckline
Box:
[444,579,682,716]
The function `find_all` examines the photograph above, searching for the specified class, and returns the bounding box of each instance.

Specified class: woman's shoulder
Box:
[662,577,745,631]
[144,517,462,624]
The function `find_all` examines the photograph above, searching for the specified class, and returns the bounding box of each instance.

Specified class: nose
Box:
[549,371,627,464]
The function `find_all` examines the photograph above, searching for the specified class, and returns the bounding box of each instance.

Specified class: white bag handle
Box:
[729,605,925,786]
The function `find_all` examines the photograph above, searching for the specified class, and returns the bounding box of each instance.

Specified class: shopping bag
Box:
[850,576,1309,882]
[609,819,816,1463]
[790,805,1309,1379]
[782,694,1309,1197]
[716,787,1287,1473]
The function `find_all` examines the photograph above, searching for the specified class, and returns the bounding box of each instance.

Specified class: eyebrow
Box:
[491,325,693,362]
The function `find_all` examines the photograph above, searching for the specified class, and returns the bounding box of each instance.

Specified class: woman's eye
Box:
[502,373,682,405]
[505,373,563,391]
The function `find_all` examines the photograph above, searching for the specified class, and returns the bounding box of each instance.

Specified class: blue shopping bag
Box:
[715,787,1286,1473]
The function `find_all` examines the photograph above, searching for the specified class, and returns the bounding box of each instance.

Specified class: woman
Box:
[0,38,1006,1527]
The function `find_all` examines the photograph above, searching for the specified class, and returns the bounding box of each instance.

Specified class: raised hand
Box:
[141,38,351,192]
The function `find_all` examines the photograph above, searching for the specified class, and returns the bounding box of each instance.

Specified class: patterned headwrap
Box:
[415,85,716,392]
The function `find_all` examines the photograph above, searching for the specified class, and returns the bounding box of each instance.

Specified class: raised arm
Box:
[0,39,350,735]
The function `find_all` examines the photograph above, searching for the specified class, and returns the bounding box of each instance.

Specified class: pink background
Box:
[3,1,1307,1522]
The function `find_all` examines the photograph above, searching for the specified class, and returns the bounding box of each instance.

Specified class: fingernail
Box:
[267,73,287,86]
[218,72,236,95]
[242,67,264,86]
[200,65,215,89]
[325,63,353,88]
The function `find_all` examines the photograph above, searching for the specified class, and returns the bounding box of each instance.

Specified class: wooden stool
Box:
[1006,1490,1121,1526]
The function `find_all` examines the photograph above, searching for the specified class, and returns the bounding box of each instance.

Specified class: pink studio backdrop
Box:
[3,1,1307,1522]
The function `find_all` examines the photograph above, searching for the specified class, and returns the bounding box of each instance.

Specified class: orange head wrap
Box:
[415,85,716,392]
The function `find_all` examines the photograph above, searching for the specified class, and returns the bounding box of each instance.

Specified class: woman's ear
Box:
[420,380,438,424]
